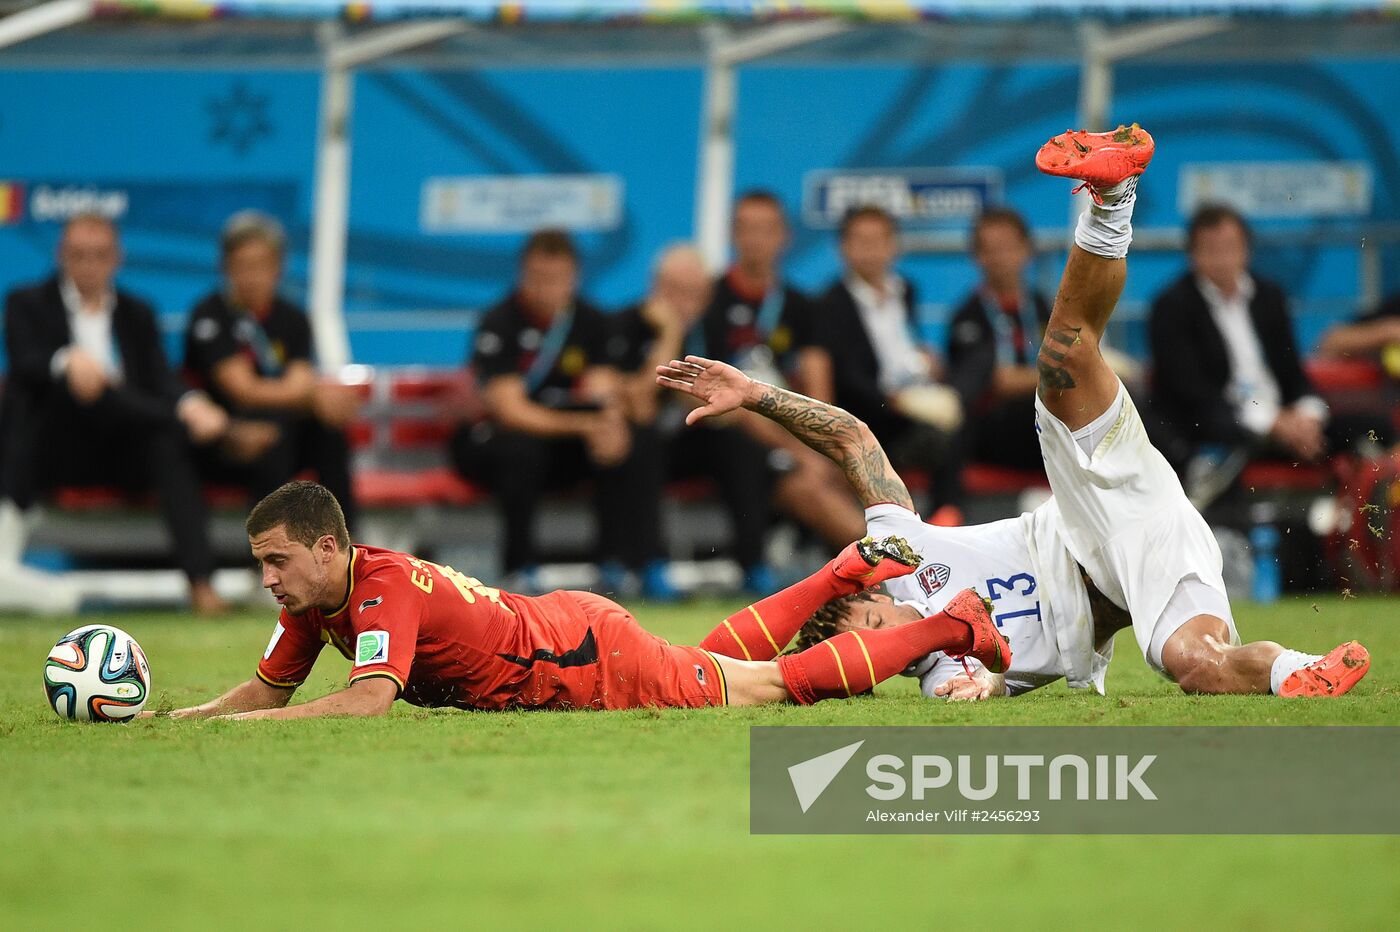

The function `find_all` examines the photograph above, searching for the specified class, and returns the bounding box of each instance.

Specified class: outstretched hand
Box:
[655,356,753,426]
[932,671,1000,702]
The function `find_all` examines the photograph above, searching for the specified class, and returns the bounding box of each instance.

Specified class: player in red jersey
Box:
[154,481,1008,719]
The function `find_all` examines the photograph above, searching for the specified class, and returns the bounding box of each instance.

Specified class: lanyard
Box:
[523,304,575,395]
[980,288,1039,366]
[755,281,786,341]
[244,314,283,375]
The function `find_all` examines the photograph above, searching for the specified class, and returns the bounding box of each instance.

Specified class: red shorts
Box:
[514,591,727,710]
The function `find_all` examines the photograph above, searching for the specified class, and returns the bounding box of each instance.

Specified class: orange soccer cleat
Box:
[829,535,921,588]
[1036,123,1155,193]
[940,588,1012,675]
[1277,641,1371,698]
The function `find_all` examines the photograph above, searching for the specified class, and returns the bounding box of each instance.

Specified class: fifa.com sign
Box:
[802,168,1002,230]
[750,727,1400,834]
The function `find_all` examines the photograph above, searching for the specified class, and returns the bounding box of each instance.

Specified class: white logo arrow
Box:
[788,740,865,813]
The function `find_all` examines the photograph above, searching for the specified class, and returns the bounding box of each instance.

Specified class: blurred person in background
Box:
[0,214,228,614]
[1148,204,1388,510]
[697,192,864,589]
[699,190,832,398]
[183,210,362,530]
[611,243,863,594]
[820,205,964,525]
[945,207,1051,479]
[1318,289,1400,387]
[451,229,673,599]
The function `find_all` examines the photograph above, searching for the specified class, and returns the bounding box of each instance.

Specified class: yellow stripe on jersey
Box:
[320,627,354,660]
[701,650,728,706]
[850,631,876,690]
[823,639,853,697]
[325,547,359,618]
[747,605,782,656]
[719,619,753,660]
[256,668,301,689]
[349,670,405,696]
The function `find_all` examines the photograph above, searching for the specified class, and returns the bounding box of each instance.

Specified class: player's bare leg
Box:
[1038,125,1371,699]
[1034,125,1153,430]
[714,588,1010,706]
[1162,616,1370,697]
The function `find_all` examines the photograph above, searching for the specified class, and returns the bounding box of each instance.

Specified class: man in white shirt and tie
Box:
[1147,204,1368,509]
[819,206,964,524]
[1,213,229,613]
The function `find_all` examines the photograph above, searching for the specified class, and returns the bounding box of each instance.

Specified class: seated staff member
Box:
[450,229,672,598]
[183,210,362,529]
[611,244,862,594]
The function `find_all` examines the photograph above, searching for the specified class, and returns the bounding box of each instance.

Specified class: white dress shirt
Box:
[846,273,930,394]
[52,277,122,383]
[1198,272,1327,437]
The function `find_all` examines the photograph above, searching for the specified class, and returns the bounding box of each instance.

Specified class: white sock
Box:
[1270,649,1323,695]
[1073,176,1138,259]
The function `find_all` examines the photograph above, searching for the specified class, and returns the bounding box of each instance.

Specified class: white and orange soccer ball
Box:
[43,625,151,722]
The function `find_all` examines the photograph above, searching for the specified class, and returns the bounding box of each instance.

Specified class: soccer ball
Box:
[43,624,151,722]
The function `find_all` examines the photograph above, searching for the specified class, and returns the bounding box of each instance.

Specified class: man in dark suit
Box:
[820,205,963,522]
[1148,204,1367,508]
[946,207,1052,476]
[0,214,229,613]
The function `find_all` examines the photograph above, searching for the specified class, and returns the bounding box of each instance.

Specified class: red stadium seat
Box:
[389,371,467,403]
[345,420,376,449]
[388,418,457,449]
[1304,358,1384,392]
[354,467,486,508]
[52,485,249,511]
[1240,462,1330,491]
[665,477,719,503]
[963,464,1050,495]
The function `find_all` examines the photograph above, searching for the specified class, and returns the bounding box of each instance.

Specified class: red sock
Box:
[699,564,859,661]
[776,611,973,704]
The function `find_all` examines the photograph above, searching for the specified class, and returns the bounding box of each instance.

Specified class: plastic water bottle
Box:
[1249,521,1282,604]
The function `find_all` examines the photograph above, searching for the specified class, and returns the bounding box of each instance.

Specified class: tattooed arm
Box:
[656,355,914,510]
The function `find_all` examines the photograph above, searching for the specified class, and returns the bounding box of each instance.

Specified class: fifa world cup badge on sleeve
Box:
[356,631,389,666]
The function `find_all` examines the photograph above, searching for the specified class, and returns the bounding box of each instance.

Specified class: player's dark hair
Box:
[839,204,899,240]
[970,206,1032,253]
[789,591,879,654]
[520,228,579,265]
[733,189,787,219]
[1187,203,1252,252]
[246,481,351,551]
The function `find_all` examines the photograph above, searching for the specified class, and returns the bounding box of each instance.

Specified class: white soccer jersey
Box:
[865,502,1108,698]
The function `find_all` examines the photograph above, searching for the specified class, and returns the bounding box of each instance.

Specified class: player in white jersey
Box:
[658,123,1370,701]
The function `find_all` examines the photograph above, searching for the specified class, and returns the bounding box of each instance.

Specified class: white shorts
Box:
[1035,382,1237,672]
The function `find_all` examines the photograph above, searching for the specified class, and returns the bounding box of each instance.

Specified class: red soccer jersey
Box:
[255,546,724,710]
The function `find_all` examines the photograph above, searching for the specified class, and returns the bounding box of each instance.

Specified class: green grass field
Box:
[3,595,1398,930]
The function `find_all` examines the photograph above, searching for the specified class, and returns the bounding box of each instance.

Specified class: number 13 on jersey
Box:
[984,573,1042,629]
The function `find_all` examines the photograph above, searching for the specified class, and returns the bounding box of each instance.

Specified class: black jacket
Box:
[1148,271,1316,444]
[945,288,1051,409]
[2,275,186,424]
[819,276,919,439]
